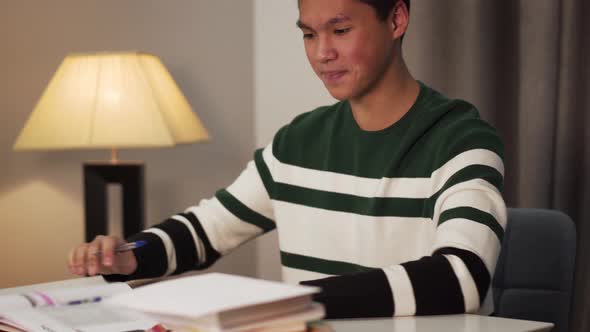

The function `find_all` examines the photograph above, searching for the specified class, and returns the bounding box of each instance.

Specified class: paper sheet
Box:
[1,303,157,332]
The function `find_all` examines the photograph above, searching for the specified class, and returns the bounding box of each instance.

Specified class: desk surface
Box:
[315,314,553,332]
[0,277,554,332]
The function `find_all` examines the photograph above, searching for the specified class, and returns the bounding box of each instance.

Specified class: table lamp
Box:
[13,51,209,241]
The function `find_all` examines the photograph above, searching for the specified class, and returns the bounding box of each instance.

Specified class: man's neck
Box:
[349,58,420,132]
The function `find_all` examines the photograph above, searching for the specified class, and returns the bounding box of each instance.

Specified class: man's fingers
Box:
[67,249,76,274]
[100,237,117,267]
[86,238,103,276]
[73,244,89,275]
[67,236,127,276]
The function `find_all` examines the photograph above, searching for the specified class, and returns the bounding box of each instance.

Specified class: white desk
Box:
[318,314,553,332]
[1,277,554,332]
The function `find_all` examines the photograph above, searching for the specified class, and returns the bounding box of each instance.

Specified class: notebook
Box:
[0,276,158,332]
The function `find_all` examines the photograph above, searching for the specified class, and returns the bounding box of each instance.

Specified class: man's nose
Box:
[316,36,337,63]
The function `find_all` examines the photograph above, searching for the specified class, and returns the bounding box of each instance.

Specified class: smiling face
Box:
[297,0,400,101]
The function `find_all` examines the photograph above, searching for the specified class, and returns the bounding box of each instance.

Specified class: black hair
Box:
[358,0,410,21]
[359,0,410,43]
[297,0,411,42]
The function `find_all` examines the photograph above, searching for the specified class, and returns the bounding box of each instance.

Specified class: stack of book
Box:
[106,273,325,332]
[0,273,323,332]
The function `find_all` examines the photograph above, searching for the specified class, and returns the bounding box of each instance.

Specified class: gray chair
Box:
[492,208,576,332]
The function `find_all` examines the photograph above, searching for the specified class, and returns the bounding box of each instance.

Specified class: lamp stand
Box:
[83,162,145,242]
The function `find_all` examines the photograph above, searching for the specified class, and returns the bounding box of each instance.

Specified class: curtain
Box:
[404,1,589,331]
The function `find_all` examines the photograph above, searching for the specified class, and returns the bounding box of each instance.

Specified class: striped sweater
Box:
[116,82,507,318]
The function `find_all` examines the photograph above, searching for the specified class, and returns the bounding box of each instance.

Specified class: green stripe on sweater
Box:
[274,183,427,217]
[438,207,504,242]
[254,148,275,198]
[428,164,504,211]
[281,251,377,275]
[215,189,276,232]
[269,165,501,221]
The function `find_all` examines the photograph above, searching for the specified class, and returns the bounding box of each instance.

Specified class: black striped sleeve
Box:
[401,254,464,314]
[103,231,168,282]
[300,269,394,318]
[103,212,220,282]
[299,248,489,318]
[434,247,491,306]
[179,212,221,269]
[151,217,199,275]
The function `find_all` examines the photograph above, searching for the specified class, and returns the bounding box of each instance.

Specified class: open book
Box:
[0,276,158,332]
[106,273,325,332]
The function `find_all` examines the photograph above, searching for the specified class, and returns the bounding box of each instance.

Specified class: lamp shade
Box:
[14,52,209,150]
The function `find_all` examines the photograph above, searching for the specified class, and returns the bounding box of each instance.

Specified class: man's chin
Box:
[324,85,352,101]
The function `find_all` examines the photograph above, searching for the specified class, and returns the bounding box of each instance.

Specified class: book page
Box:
[0,308,78,332]
[0,276,107,296]
[0,296,32,312]
[42,282,131,305]
[152,304,324,332]
[226,304,324,332]
[0,283,130,309]
[0,319,28,332]
[1,303,158,332]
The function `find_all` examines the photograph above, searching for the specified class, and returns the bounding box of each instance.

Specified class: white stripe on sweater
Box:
[382,265,416,316]
[436,184,507,229]
[433,219,501,275]
[187,197,264,255]
[143,228,177,276]
[171,215,205,265]
[274,200,433,268]
[266,148,503,199]
[226,157,274,221]
[444,254,480,313]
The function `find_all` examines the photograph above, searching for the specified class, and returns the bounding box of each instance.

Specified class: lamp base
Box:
[83,163,145,242]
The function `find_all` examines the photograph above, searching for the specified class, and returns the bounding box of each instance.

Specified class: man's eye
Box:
[334,28,351,35]
[303,33,314,40]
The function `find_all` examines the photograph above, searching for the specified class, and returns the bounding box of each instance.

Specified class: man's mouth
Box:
[321,70,347,83]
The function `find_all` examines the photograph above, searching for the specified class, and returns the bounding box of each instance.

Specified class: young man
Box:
[68,0,506,318]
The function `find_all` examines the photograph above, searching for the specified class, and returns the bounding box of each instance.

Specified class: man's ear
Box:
[389,0,409,40]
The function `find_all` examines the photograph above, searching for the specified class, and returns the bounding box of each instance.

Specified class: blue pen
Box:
[114,240,147,253]
[67,296,103,305]
[94,240,147,256]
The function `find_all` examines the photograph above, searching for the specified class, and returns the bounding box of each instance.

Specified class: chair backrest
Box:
[492,208,576,332]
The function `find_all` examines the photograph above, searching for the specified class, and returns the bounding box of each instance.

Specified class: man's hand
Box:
[67,235,138,276]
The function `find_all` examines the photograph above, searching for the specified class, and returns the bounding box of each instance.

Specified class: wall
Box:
[0,0,257,287]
